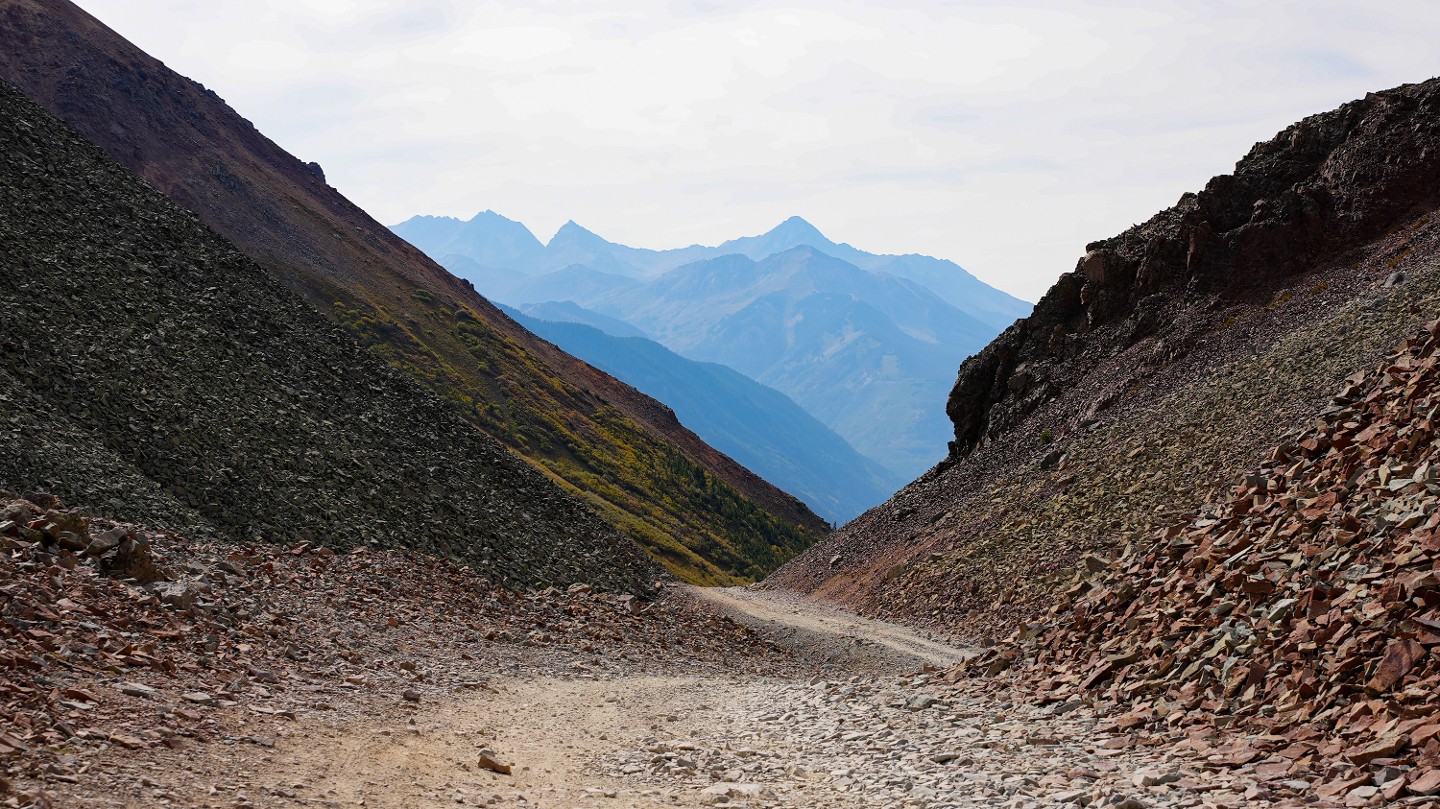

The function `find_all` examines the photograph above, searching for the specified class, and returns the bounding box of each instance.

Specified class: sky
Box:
[76,1,1440,301]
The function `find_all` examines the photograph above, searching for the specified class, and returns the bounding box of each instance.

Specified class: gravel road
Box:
[149,587,1321,809]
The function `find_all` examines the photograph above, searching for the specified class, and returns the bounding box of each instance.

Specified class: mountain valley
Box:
[0,0,828,587]
[4,1,1440,806]
[503,305,902,524]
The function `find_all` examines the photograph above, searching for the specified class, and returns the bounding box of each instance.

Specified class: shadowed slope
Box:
[0,0,826,585]
[0,79,655,593]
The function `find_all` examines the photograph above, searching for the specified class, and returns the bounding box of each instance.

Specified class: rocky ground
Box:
[0,492,787,808]
[946,317,1440,805]
[6,499,1432,809]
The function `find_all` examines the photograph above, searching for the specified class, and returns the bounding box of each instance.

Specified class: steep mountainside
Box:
[0,79,653,593]
[955,319,1440,779]
[768,78,1440,631]
[0,0,826,585]
[505,307,902,523]
[946,80,1440,458]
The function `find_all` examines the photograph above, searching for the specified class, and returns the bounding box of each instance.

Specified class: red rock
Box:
[1367,639,1425,692]
[1349,735,1409,766]
[477,755,512,775]
[1410,769,1440,796]
[1212,747,1263,767]
[1317,774,1373,799]
[108,734,146,749]
[1414,723,1440,746]
[1079,660,1115,690]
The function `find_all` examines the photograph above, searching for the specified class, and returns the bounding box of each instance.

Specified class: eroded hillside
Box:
[954,318,1440,782]
[769,78,1440,633]
[0,80,653,592]
[0,0,824,585]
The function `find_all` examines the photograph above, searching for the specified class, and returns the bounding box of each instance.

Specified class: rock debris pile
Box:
[606,672,1307,809]
[0,493,789,807]
[958,319,1440,802]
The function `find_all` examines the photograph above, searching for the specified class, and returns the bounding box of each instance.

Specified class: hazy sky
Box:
[77,1,1440,300]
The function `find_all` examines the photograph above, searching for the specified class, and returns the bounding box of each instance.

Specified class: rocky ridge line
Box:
[948,77,1440,457]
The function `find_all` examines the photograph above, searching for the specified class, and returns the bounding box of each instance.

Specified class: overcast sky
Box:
[76,1,1440,300]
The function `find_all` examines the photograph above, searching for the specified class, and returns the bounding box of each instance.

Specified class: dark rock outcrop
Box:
[948,78,1440,456]
[769,77,1440,639]
[0,79,655,593]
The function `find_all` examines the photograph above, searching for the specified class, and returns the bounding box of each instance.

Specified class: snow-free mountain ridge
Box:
[393,213,1031,479]
[390,213,1029,328]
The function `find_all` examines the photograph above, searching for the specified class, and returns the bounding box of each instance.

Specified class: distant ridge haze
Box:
[391,213,1030,327]
[393,212,1030,481]
[502,304,903,523]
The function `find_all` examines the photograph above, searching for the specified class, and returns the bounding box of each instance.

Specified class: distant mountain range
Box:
[392,213,1030,482]
[503,304,903,524]
[393,212,1028,328]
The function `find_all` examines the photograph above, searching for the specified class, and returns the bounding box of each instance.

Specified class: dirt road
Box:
[89,587,1248,809]
[689,585,975,669]
[221,588,978,809]
[200,589,1230,809]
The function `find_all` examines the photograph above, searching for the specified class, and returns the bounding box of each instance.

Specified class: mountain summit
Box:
[390,210,545,271]
[548,219,610,249]
[714,216,835,258]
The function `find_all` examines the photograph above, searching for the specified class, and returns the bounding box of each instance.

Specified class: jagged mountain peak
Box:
[765,215,829,243]
[549,219,608,246]
[467,208,524,225]
[715,216,838,258]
